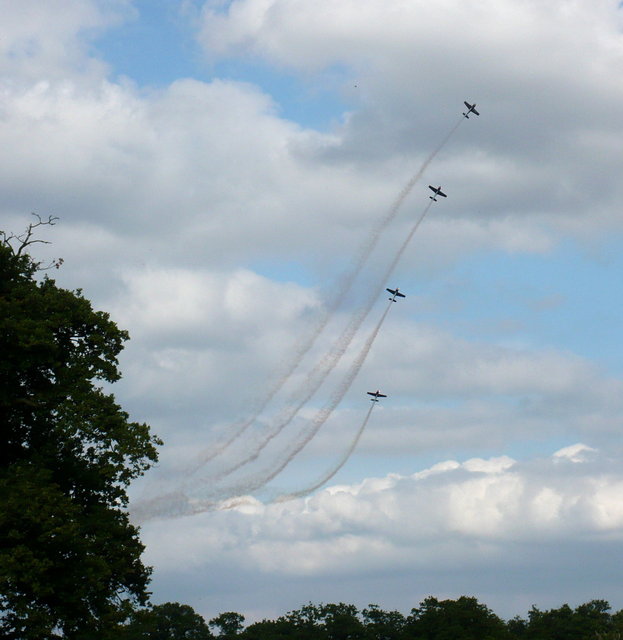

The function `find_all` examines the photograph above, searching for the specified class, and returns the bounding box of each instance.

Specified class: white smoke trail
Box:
[133,200,435,521]
[197,197,433,484]
[204,196,436,497]
[197,195,433,482]
[131,116,467,522]
[203,295,386,483]
[196,300,394,504]
[276,402,377,502]
[186,116,465,472]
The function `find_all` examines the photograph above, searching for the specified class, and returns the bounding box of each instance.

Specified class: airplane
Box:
[367,390,387,402]
[428,185,447,201]
[386,287,406,302]
[462,101,480,118]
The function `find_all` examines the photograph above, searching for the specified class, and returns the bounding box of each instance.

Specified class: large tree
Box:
[0,218,162,638]
[122,602,213,639]
[404,596,509,640]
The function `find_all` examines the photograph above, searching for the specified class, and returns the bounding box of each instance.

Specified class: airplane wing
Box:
[464,101,471,108]
[378,393,387,398]
[386,288,397,295]
[472,107,480,116]
[396,292,406,298]
[439,190,447,197]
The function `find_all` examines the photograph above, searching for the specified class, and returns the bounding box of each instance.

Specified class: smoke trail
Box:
[203,304,383,483]
[206,196,436,495]
[190,197,434,490]
[276,402,377,502]
[134,197,437,523]
[194,300,393,505]
[134,290,393,519]
[187,116,465,471]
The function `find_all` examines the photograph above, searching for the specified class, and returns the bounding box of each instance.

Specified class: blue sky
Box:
[420,240,623,375]
[3,0,623,624]
[94,0,352,128]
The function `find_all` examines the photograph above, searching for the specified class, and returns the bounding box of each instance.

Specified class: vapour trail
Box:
[201,300,393,503]
[190,196,434,489]
[187,116,465,472]
[211,197,436,497]
[202,296,381,484]
[134,196,436,523]
[276,402,377,502]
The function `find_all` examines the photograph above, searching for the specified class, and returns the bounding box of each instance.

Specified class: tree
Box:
[210,612,246,639]
[243,618,297,640]
[122,602,213,639]
[361,604,405,640]
[280,603,365,640]
[525,601,612,640]
[525,603,575,640]
[0,219,162,638]
[405,596,509,640]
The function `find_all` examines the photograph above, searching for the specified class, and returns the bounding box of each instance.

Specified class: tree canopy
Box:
[0,221,162,638]
[122,602,213,639]
[215,599,623,640]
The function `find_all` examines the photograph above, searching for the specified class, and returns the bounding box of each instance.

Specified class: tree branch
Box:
[0,213,63,270]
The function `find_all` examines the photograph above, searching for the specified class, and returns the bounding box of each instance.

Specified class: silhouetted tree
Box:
[405,596,509,640]
[361,604,405,640]
[525,600,612,640]
[210,612,246,638]
[0,220,161,638]
[122,602,213,639]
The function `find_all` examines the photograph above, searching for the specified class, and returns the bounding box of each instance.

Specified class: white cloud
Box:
[142,445,622,569]
[197,0,623,238]
[553,443,597,463]
[139,445,623,618]
[198,0,621,67]
[111,266,317,340]
[0,0,132,83]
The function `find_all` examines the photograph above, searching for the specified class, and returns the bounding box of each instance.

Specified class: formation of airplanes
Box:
[366,100,478,406]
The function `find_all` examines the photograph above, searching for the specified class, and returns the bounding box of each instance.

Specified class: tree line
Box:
[122,598,623,640]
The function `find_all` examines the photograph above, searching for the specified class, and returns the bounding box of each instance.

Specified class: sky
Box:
[2,0,623,624]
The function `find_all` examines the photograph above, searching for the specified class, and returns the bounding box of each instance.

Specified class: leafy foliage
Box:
[523,600,612,640]
[227,599,623,640]
[404,596,509,640]
[122,602,213,639]
[210,612,246,638]
[0,228,161,638]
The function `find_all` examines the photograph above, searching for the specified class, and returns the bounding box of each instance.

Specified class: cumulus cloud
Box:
[197,0,623,236]
[153,448,611,557]
[140,445,623,618]
[0,0,132,83]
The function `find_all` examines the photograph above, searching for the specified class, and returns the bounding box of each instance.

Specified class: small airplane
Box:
[386,287,406,302]
[462,101,480,118]
[367,390,387,402]
[428,185,447,201]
